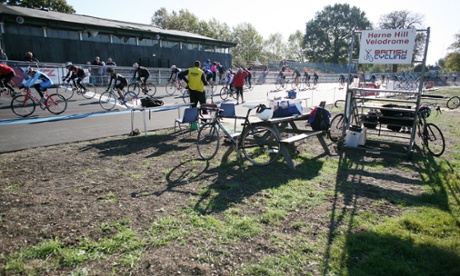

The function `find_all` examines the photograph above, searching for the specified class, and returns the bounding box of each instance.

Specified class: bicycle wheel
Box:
[127,83,141,96]
[56,83,75,100]
[81,83,97,99]
[328,113,345,142]
[241,125,280,166]
[122,91,139,109]
[182,89,190,104]
[334,100,345,109]
[446,96,460,110]
[11,94,36,117]
[220,86,229,101]
[422,123,445,157]
[99,91,117,111]
[275,81,282,91]
[144,83,157,97]
[197,123,220,160]
[165,82,176,96]
[45,93,67,115]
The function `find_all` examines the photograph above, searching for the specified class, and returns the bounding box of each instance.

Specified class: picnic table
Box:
[222,110,331,170]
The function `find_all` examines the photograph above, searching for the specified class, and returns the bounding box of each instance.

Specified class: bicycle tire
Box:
[446,96,460,110]
[99,91,117,111]
[165,82,176,96]
[241,125,281,166]
[127,83,141,96]
[45,93,67,115]
[182,89,190,104]
[11,94,36,117]
[328,113,345,142]
[422,123,445,157]
[123,91,139,109]
[220,86,229,101]
[144,83,157,97]
[56,82,75,100]
[197,123,220,160]
[81,83,97,99]
[275,81,282,91]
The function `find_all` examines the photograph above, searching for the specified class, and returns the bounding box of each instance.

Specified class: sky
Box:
[66,0,459,65]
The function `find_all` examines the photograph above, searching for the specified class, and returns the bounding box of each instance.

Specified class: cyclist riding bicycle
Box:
[338,73,345,84]
[292,67,301,85]
[63,62,87,92]
[106,67,128,100]
[0,63,16,95]
[23,67,54,104]
[168,65,181,82]
[132,63,150,91]
[313,72,319,83]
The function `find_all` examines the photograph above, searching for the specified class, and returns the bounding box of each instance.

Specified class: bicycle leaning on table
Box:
[127,79,157,97]
[10,87,67,117]
[99,86,139,111]
[196,104,281,166]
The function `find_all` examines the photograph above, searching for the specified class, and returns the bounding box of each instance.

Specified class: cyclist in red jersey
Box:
[63,62,87,92]
[0,63,16,95]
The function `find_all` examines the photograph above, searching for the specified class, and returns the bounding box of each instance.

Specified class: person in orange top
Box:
[0,63,16,95]
[232,67,249,104]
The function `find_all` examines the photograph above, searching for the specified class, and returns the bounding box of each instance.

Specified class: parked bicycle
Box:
[414,105,445,156]
[127,79,157,97]
[10,87,67,117]
[99,87,139,111]
[196,104,281,166]
[55,81,96,100]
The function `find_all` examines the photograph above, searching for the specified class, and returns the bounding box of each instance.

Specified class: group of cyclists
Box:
[0,61,151,103]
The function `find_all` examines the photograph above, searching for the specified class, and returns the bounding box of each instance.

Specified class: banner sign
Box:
[359,29,416,64]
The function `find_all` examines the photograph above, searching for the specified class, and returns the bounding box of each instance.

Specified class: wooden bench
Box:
[280,130,325,144]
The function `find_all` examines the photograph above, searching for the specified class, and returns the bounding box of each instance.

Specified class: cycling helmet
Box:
[256,104,273,121]
[65,62,72,67]
[106,67,114,73]
[132,63,139,68]
[171,65,177,69]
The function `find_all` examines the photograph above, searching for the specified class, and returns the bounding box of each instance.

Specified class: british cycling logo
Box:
[365,49,408,62]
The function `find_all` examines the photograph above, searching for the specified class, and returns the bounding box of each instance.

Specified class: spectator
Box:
[0,49,8,62]
[90,56,103,84]
[217,62,225,82]
[203,59,211,71]
[106,57,116,67]
[233,68,249,104]
[23,67,53,104]
[210,62,217,82]
[24,51,39,63]
[202,66,213,82]
[178,60,208,109]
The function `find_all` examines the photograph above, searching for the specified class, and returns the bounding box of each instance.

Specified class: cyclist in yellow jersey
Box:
[178,60,208,108]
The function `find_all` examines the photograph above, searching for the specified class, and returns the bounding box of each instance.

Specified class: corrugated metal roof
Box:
[0,4,232,44]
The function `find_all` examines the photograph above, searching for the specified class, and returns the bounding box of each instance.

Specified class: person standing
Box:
[24,51,39,63]
[232,68,249,105]
[0,49,8,62]
[178,60,208,108]
[90,56,103,84]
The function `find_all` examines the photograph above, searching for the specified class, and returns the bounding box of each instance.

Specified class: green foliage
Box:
[303,3,372,63]
[3,0,75,13]
[445,52,460,72]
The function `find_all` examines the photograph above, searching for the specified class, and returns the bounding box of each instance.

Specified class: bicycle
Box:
[99,87,139,111]
[275,76,290,91]
[127,79,157,97]
[10,87,67,117]
[219,85,237,101]
[55,81,97,100]
[0,81,18,97]
[414,106,445,156]
[165,79,186,96]
[196,104,281,166]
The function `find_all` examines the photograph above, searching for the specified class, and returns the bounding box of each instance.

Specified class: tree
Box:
[445,53,460,72]
[2,0,75,13]
[379,10,426,72]
[286,30,305,62]
[262,33,287,64]
[303,3,372,64]
[230,23,264,66]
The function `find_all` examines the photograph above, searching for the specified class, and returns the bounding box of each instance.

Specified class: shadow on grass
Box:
[322,146,459,275]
